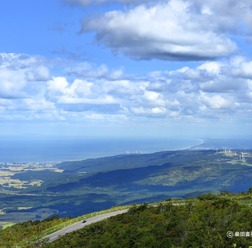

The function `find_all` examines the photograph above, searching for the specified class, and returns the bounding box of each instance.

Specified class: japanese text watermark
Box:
[227,231,252,239]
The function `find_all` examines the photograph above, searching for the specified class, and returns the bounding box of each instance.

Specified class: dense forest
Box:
[43,193,252,248]
[0,215,70,248]
[2,150,252,226]
[2,191,252,247]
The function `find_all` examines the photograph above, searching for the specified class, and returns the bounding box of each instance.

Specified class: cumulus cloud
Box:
[0,53,51,99]
[200,94,233,110]
[26,66,50,81]
[47,77,69,94]
[66,62,124,80]
[0,53,56,121]
[230,57,252,79]
[64,55,252,120]
[46,77,123,114]
[2,52,252,124]
[194,0,252,34]
[131,106,167,116]
[82,0,238,60]
[139,56,252,120]
[0,69,26,99]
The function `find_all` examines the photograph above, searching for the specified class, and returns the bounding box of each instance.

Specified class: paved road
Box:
[43,209,128,243]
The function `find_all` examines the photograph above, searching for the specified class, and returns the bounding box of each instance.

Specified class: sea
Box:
[0,136,252,163]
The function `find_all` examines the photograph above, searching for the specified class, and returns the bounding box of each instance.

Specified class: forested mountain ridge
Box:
[1,150,252,226]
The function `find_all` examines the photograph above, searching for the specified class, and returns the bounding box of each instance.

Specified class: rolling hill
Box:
[1,149,252,226]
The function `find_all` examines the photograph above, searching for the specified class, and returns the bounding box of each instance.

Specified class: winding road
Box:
[43,209,128,243]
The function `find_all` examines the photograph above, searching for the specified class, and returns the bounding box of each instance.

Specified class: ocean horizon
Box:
[0,136,203,163]
[1,136,252,163]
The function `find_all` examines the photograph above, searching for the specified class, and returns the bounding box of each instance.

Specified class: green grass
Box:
[1,222,15,230]
[12,205,130,248]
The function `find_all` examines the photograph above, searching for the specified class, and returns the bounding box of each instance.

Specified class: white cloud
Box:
[58,95,117,105]
[200,94,233,110]
[70,79,94,96]
[195,0,252,34]
[131,106,167,116]
[23,98,55,111]
[0,69,26,98]
[143,91,165,106]
[82,0,236,60]
[231,57,252,79]
[0,53,51,99]
[66,62,124,80]
[46,76,122,114]
[47,77,69,93]
[26,66,50,81]
[198,62,222,75]
[2,52,252,125]
[199,78,246,93]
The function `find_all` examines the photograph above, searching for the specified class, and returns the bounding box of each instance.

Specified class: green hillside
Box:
[43,194,252,248]
[1,191,252,247]
[1,150,252,226]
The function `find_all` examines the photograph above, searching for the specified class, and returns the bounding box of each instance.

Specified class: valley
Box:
[1,149,252,228]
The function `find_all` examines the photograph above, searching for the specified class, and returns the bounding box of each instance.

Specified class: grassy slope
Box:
[43,193,252,248]
[2,192,252,247]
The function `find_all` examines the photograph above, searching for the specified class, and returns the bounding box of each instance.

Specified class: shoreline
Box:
[1,137,252,164]
[0,138,203,164]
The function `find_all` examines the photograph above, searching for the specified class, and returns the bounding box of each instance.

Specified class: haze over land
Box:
[1,0,252,139]
[1,148,252,226]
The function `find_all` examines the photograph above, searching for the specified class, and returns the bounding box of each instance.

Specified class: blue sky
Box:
[1,0,252,138]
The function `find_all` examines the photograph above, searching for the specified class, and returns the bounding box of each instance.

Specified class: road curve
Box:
[43,209,128,243]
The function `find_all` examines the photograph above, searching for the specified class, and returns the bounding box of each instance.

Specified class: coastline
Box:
[1,137,252,164]
[0,137,202,164]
